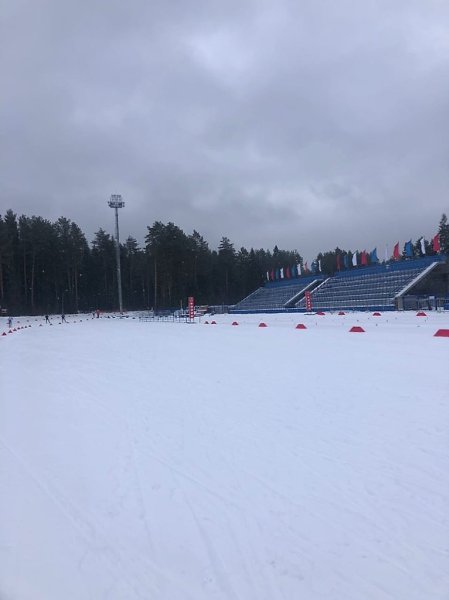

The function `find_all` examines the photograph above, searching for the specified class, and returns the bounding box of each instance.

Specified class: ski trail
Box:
[0,436,175,599]
[168,468,243,600]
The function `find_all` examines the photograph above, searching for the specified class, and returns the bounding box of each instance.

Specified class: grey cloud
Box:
[2,0,448,261]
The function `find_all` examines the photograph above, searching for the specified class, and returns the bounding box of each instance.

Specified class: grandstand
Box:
[231,256,449,313]
[233,276,324,312]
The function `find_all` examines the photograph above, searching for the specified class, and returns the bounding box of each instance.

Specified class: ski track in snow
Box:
[1,311,449,599]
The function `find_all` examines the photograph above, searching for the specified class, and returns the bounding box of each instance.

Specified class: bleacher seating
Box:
[232,276,322,312]
[231,256,446,313]
[296,257,443,311]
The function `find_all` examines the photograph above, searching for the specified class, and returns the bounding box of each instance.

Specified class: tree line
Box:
[0,210,447,315]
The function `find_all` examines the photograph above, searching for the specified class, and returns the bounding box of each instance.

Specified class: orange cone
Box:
[258,322,268,328]
[232,321,239,326]
[296,323,307,329]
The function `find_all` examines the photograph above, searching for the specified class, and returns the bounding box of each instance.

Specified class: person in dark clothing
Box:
[61,314,67,323]
[45,314,50,323]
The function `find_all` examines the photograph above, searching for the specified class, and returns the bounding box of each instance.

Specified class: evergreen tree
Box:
[217,237,236,303]
[2,207,445,314]
[438,213,449,254]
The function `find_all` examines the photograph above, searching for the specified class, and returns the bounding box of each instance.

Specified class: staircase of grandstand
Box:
[232,276,323,312]
[295,257,443,311]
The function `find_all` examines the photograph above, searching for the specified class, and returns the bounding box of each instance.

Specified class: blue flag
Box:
[343,254,349,269]
[370,248,378,263]
[404,240,413,258]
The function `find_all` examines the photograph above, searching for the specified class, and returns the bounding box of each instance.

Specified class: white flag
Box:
[297,263,302,275]
[352,252,357,267]
[318,259,322,272]
[266,271,270,281]
[384,245,389,262]
[280,268,284,279]
[420,237,425,255]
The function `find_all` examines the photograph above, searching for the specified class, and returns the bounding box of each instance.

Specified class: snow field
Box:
[1,311,449,599]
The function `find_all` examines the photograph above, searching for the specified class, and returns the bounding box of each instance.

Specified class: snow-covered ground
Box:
[1,311,448,600]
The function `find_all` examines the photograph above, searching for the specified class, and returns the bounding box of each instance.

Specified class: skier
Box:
[45,314,50,324]
[7,316,12,329]
[61,313,67,323]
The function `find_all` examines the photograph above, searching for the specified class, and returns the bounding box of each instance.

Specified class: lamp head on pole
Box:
[108,194,125,209]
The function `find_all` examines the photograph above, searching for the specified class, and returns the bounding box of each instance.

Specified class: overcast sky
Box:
[2,0,448,260]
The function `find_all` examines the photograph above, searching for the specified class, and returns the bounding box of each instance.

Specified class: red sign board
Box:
[188,296,195,320]
[305,291,312,311]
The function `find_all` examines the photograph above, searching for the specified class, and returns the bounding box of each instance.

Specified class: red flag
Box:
[285,266,290,279]
[305,261,308,273]
[336,253,341,271]
[270,270,274,280]
[393,242,400,260]
[361,251,368,266]
[433,234,440,252]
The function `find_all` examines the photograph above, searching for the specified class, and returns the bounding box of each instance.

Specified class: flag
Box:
[276,268,280,280]
[304,261,308,273]
[370,248,378,263]
[291,264,297,278]
[343,254,349,269]
[433,233,440,252]
[404,240,413,258]
[266,271,270,281]
[384,245,389,262]
[361,251,367,266]
[285,266,290,279]
[318,259,322,272]
[336,253,341,271]
[280,267,284,279]
[297,262,302,276]
[420,237,426,255]
[352,252,357,267]
[270,269,274,281]
[393,242,400,260]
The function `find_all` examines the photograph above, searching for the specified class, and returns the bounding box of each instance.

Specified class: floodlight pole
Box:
[108,194,125,313]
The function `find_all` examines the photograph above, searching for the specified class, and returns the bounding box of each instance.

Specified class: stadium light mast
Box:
[108,194,125,313]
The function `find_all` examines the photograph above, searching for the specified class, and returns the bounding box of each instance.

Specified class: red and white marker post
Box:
[305,291,312,312]
[188,296,195,322]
